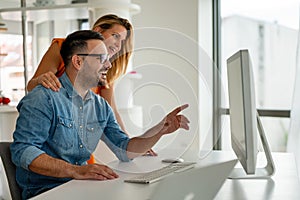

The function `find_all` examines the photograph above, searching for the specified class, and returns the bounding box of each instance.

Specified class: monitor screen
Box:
[227,49,258,174]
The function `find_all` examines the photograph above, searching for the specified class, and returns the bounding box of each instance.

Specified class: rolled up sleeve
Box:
[19,146,45,170]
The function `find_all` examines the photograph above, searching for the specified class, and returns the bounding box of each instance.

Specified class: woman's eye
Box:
[112,34,120,40]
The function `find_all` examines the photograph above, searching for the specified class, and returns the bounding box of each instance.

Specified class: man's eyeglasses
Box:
[77,54,109,64]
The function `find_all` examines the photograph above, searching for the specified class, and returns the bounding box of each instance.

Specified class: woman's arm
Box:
[100,84,128,135]
[27,42,62,92]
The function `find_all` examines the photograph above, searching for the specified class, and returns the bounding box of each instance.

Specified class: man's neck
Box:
[75,87,89,100]
[65,68,89,99]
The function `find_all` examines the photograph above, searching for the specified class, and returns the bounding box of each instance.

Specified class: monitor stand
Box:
[228,113,275,179]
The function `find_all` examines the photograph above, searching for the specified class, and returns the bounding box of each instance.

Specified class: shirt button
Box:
[79,125,83,129]
[75,162,78,165]
[80,144,83,148]
[79,106,82,110]
[69,124,72,128]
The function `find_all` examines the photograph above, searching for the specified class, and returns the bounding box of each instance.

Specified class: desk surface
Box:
[31,151,300,200]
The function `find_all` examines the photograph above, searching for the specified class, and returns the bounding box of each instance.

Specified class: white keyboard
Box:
[124,162,195,184]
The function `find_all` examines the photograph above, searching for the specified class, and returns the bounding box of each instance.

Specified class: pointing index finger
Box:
[170,104,189,115]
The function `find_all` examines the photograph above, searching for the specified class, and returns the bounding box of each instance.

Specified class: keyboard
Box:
[124,162,195,184]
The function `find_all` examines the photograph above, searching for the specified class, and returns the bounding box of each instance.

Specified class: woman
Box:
[27,14,156,161]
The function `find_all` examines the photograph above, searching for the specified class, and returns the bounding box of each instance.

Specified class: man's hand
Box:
[158,104,190,135]
[72,163,119,180]
[29,154,118,181]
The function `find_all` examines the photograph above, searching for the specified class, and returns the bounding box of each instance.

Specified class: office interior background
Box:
[0,0,300,174]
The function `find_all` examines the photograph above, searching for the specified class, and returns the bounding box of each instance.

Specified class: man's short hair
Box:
[60,30,105,67]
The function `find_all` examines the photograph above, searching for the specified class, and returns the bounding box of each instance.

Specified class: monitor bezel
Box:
[227,49,258,174]
[227,49,275,179]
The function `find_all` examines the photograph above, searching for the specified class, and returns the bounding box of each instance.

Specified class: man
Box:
[11,30,190,199]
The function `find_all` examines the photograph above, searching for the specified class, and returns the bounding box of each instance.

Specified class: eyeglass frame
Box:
[77,54,109,64]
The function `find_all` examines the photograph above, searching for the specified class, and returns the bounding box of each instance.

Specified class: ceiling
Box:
[0,0,75,8]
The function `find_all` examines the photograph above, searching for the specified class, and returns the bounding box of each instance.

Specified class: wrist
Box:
[35,76,40,85]
[156,121,167,136]
[66,164,79,179]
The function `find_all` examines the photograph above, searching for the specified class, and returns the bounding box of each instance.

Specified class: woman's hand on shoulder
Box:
[36,71,61,92]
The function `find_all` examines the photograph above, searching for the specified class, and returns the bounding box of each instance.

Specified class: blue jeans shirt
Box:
[10,73,130,199]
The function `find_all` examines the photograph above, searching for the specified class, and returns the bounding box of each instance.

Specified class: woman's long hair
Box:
[92,14,133,85]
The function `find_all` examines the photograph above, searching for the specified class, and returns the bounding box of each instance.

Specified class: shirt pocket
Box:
[53,116,76,150]
[85,120,106,151]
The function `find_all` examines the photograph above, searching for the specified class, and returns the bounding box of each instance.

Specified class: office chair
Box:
[0,142,22,200]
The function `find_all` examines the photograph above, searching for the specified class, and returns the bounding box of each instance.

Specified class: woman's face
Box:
[96,24,127,58]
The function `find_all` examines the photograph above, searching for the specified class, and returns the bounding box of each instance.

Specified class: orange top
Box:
[52,38,104,164]
[52,38,65,77]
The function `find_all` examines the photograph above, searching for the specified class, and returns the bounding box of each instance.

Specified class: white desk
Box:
[31,151,300,200]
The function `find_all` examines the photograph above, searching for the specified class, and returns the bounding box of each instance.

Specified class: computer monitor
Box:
[226,49,275,179]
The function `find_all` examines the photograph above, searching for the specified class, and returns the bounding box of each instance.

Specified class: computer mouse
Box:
[161,158,184,163]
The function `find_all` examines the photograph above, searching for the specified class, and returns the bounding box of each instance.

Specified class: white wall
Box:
[115,0,202,160]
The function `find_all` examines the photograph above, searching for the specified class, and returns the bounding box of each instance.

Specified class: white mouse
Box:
[161,158,184,163]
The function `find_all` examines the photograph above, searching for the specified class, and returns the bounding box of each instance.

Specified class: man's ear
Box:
[72,55,82,71]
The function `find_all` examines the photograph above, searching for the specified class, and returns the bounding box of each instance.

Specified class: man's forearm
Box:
[126,104,190,160]
[29,153,77,178]
[126,123,164,159]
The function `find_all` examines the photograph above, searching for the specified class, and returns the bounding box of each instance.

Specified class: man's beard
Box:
[98,81,104,87]
[98,79,107,87]
[97,69,108,87]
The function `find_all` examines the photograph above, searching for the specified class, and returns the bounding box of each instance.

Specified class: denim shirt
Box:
[10,73,130,199]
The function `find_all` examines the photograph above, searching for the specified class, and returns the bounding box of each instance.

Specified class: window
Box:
[220,0,300,151]
[0,33,32,103]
